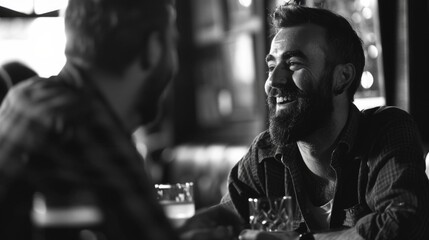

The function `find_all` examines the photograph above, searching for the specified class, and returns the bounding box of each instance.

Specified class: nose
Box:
[264,63,291,97]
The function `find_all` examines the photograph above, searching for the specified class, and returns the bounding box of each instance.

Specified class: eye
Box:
[287,60,303,70]
[266,63,275,74]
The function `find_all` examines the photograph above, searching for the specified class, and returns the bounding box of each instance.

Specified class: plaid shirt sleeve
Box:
[355,107,429,240]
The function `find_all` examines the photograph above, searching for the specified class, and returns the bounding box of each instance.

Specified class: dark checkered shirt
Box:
[221,104,429,240]
[0,64,178,240]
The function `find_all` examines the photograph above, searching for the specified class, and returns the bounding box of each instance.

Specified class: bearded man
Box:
[182,3,429,240]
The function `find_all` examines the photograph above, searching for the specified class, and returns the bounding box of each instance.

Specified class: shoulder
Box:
[3,75,88,124]
[360,106,417,133]
[253,130,273,148]
[6,76,81,109]
[359,106,423,160]
[361,106,412,121]
[9,75,75,97]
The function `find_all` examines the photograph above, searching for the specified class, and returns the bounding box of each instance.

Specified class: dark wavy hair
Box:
[64,0,174,74]
[270,3,365,101]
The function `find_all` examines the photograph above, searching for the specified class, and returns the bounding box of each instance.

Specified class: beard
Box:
[268,70,334,147]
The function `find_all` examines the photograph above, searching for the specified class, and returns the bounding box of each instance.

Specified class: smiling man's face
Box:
[265,23,335,145]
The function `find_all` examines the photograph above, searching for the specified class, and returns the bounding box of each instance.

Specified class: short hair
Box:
[64,0,174,74]
[270,3,365,101]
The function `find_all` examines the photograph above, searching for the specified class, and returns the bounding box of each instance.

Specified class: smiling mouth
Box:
[276,96,296,104]
[275,96,297,111]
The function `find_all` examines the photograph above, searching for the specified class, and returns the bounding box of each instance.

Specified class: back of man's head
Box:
[64,0,174,74]
[271,3,365,101]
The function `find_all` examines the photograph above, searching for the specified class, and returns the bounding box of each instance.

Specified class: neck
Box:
[87,64,145,132]
[298,98,350,179]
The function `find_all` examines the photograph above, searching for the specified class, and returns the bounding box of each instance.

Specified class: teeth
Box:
[276,96,295,104]
[277,97,286,103]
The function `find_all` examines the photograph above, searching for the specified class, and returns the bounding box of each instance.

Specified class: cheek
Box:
[292,70,318,93]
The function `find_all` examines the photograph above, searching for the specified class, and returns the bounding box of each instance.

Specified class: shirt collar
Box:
[254,130,299,164]
[336,103,361,154]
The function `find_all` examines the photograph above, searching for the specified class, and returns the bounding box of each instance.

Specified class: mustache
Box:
[267,87,306,104]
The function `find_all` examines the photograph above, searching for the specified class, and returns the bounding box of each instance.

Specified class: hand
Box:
[239,230,299,240]
[179,205,245,240]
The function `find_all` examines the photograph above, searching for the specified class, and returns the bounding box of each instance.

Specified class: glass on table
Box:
[155,182,195,228]
[248,196,295,232]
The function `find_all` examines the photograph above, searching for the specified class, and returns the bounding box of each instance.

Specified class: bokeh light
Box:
[361,71,374,89]
[368,45,379,58]
[238,0,252,8]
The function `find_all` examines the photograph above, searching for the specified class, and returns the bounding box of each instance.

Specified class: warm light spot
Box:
[238,0,252,8]
[367,45,379,58]
[28,18,67,77]
[362,7,373,19]
[0,17,66,78]
[32,193,47,215]
[0,0,33,14]
[361,71,374,89]
[218,89,233,116]
[359,0,371,8]
[232,34,255,84]
[365,32,376,43]
[34,0,69,15]
[351,12,362,23]
[0,0,68,14]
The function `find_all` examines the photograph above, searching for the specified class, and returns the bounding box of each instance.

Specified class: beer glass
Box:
[248,196,294,232]
[155,182,195,228]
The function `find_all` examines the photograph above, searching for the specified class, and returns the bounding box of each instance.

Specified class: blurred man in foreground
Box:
[186,3,429,240]
[0,0,181,239]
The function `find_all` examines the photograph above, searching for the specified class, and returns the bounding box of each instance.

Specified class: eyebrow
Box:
[265,50,308,63]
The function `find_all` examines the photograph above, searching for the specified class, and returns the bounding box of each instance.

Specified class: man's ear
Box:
[332,63,355,96]
[140,31,163,70]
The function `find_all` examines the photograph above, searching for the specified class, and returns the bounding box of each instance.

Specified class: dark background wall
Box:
[379,0,429,148]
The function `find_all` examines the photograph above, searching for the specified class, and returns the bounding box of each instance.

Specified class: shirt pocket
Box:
[343,203,371,227]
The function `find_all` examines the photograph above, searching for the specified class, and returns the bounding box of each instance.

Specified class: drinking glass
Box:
[248,196,294,232]
[155,182,195,228]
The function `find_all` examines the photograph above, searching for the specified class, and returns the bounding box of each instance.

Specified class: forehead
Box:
[269,24,327,60]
